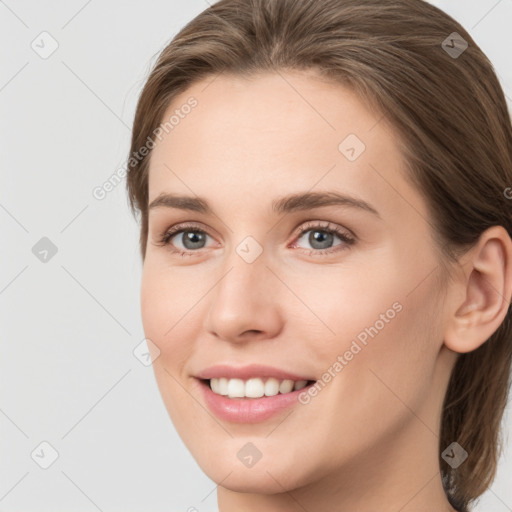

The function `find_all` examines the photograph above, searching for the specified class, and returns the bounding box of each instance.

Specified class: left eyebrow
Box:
[148,191,381,218]
[272,191,381,218]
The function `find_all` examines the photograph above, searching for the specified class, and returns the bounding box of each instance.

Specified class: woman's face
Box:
[141,71,457,497]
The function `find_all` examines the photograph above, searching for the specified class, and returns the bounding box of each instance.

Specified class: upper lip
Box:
[195,364,315,382]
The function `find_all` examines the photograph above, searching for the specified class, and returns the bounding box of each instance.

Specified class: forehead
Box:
[147,71,428,225]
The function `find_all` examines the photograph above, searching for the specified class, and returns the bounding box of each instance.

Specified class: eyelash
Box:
[155,220,356,257]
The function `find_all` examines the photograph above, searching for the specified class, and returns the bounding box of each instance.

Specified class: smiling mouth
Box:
[201,377,316,399]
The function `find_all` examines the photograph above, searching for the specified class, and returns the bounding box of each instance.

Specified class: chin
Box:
[209,466,299,494]
[192,448,315,495]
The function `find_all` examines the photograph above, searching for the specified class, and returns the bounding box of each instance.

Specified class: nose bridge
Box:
[217,232,269,298]
[212,239,269,314]
[203,236,282,341]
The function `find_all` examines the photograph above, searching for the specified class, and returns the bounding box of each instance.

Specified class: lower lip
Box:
[197,378,315,423]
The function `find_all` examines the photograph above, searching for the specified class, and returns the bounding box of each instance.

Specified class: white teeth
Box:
[279,379,294,394]
[227,378,245,398]
[294,380,308,391]
[208,377,312,398]
[218,377,228,395]
[264,377,280,396]
[245,378,265,398]
[210,378,221,394]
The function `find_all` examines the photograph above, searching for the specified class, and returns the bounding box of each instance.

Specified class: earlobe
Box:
[443,226,512,354]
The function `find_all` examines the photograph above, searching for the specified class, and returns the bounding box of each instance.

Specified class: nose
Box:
[202,250,284,344]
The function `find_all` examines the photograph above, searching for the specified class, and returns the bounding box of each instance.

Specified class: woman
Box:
[125,1,512,510]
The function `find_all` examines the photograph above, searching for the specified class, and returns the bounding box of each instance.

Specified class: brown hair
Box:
[126,0,512,509]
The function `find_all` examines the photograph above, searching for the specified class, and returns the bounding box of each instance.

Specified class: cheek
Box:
[140,261,221,392]
[294,282,441,471]
[140,267,165,342]
[288,259,403,365]
[332,270,442,421]
[306,252,441,412]
[141,257,190,336]
[140,264,192,365]
[140,266,200,423]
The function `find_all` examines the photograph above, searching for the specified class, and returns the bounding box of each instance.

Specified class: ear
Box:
[443,226,512,354]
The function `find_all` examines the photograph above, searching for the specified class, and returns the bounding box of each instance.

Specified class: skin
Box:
[140,70,512,512]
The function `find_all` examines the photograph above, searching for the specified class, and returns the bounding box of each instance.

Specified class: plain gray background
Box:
[1,1,511,510]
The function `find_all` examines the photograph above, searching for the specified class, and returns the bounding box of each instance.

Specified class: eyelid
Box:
[291,219,355,241]
[156,221,216,247]
[156,219,356,255]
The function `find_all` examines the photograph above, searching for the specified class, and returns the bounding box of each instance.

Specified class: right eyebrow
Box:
[149,193,210,213]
